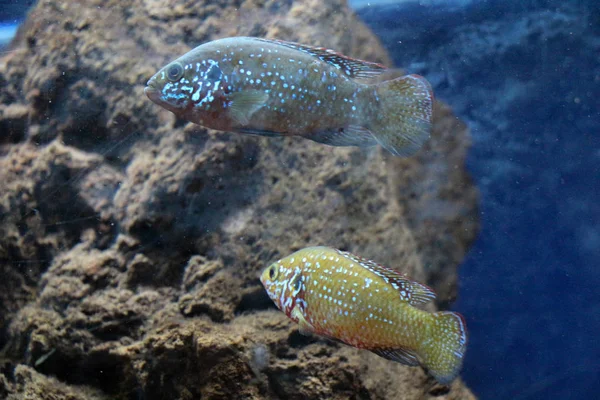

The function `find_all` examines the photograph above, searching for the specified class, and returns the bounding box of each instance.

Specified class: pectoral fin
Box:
[228,90,269,126]
[291,306,314,336]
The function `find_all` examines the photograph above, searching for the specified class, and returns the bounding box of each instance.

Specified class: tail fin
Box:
[369,74,433,157]
[419,311,467,384]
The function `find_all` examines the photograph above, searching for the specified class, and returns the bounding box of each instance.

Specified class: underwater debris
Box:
[33,348,56,367]
[249,343,270,377]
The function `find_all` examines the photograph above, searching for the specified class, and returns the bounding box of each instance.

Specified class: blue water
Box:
[357,0,600,398]
[0,22,19,48]
[3,0,599,398]
[0,0,33,46]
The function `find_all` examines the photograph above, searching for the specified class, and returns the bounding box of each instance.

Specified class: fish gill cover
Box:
[0,0,478,399]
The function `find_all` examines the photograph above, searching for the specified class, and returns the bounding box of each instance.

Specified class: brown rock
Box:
[0,365,109,400]
[0,0,479,398]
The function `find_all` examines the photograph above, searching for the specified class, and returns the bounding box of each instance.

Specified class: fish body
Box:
[260,246,467,384]
[145,37,433,157]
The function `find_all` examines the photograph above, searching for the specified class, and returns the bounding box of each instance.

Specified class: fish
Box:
[259,246,467,384]
[145,37,433,157]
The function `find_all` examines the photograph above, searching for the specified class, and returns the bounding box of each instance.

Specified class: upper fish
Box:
[145,37,433,157]
[260,246,467,384]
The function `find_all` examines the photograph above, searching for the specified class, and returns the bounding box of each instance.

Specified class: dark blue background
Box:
[2,0,599,398]
[0,0,32,49]
[357,0,600,398]
[0,0,34,21]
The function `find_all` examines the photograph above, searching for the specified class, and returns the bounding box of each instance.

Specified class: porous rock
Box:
[0,0,479,398]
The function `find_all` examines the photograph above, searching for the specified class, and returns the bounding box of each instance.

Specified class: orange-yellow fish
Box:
[145,36,433,157]
[260,246,467,384]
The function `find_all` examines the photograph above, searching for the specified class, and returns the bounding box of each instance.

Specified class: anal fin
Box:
[370,347,420,367]
[237,127,286,137]
[302,126,378,148]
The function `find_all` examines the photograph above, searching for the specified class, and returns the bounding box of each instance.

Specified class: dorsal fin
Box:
[337,250,436,306]
[253,38,388,80]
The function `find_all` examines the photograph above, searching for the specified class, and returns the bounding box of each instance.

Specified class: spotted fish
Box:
[260,246,467,384]
[145,37,433,157]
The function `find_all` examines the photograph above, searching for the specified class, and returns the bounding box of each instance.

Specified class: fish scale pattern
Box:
[261,246,468,384]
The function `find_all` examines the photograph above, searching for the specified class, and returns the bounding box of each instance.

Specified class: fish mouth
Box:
[144,79,160,102]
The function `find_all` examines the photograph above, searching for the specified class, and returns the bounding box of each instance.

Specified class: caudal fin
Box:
[369,74,433,157]
[419,311,467,384]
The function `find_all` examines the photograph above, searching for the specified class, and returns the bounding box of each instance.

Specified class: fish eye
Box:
[268,265,278,280]
[166,62,184,81]
[206,64,222,81]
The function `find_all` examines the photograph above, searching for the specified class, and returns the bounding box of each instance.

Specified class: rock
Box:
[0,365,109,400]
[0,104,28,144]
[0,0,479,398]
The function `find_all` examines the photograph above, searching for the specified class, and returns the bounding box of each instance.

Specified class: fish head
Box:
[145,46,229,121]
[260,261,287,310]
[260,259,304,317]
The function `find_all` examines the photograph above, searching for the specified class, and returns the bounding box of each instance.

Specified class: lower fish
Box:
[260,246,467,384]
[145,36,433,157]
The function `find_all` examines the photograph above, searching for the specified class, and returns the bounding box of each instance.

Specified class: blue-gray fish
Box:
[145,37,433,157]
